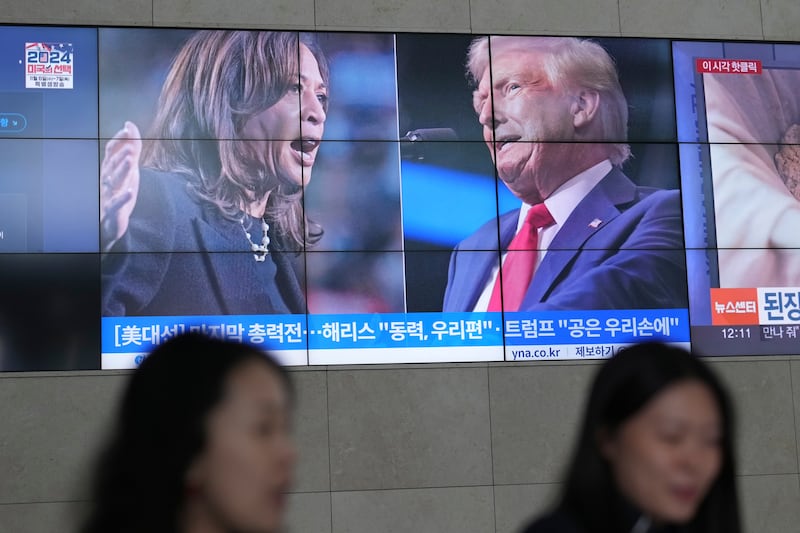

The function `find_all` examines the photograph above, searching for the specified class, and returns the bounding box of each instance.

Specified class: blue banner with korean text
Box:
[101,309,688,368]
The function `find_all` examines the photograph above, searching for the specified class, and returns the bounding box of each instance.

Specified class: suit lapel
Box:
[272,251,306,314]
[191,216,260,314]
[498,209,520,249]
[457,211,517,311]
[192,216,306,314]
[521,169,637,307]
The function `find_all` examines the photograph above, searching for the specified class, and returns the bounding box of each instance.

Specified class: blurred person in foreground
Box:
[81,333,296,533]
[444,36,686,312]
[522,343,740,533]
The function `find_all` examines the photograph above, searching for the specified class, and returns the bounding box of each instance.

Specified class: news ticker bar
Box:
[100,309,690,368]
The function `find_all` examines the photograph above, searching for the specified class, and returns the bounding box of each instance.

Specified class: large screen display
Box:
[674,40,800,355]
[1,24,795,370]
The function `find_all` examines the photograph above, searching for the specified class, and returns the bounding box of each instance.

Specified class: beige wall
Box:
[2,1,800,531]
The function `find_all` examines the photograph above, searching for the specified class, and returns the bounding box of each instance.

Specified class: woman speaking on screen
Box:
[100,30,328,316]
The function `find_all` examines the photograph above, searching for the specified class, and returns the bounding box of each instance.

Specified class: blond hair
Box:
[467,36,630,165]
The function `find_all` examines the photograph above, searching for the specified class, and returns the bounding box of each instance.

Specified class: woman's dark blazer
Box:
[102,169,305,317]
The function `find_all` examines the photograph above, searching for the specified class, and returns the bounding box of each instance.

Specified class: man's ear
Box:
[571,89,600,129]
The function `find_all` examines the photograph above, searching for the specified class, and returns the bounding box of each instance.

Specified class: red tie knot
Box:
[525,203,555,230]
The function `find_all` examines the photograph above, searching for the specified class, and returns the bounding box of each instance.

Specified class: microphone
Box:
[401,128,458,142]
[400,128,458,160]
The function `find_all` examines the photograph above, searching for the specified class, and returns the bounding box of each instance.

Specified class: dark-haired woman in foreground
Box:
[523,343,740,533]
[81,333,295,533]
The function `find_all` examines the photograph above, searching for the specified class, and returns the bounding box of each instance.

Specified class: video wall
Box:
[0,25,797,370]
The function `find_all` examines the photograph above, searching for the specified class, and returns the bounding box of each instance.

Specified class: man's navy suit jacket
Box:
[442,168,688,311]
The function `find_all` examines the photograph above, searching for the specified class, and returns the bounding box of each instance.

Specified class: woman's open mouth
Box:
[291,138,320,165]
[291,138,320,152]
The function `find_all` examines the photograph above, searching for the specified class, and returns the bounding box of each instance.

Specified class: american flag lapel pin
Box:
[588,218,602,228]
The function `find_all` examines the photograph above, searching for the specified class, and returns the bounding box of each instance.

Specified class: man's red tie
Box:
[487,203,555,312]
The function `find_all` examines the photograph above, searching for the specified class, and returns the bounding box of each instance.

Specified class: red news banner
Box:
[695,58,762,74]
[711,288,758,326]
[711,288,800,326]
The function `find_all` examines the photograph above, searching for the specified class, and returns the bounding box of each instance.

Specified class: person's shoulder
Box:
[629,186,681,219]
[601,171,680,219]
[139,168,198,209]
[124,168,206,250]
[136,168,214,231]
[598,168,679,207]
[520,509,586,533]
[634,186,680,203]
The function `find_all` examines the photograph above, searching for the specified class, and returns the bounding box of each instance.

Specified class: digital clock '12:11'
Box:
[722,327,751,339]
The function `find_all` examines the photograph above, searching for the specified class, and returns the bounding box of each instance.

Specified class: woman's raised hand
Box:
[101,121,142,252]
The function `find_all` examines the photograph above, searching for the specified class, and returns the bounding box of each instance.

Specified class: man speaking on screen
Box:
[443,36,687,313]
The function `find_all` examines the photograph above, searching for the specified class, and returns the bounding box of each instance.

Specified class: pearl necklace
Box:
[241,217,270,262]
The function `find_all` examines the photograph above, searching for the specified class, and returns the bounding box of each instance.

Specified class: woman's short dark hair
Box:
[558,342,740,533]
[81,333,292,533]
